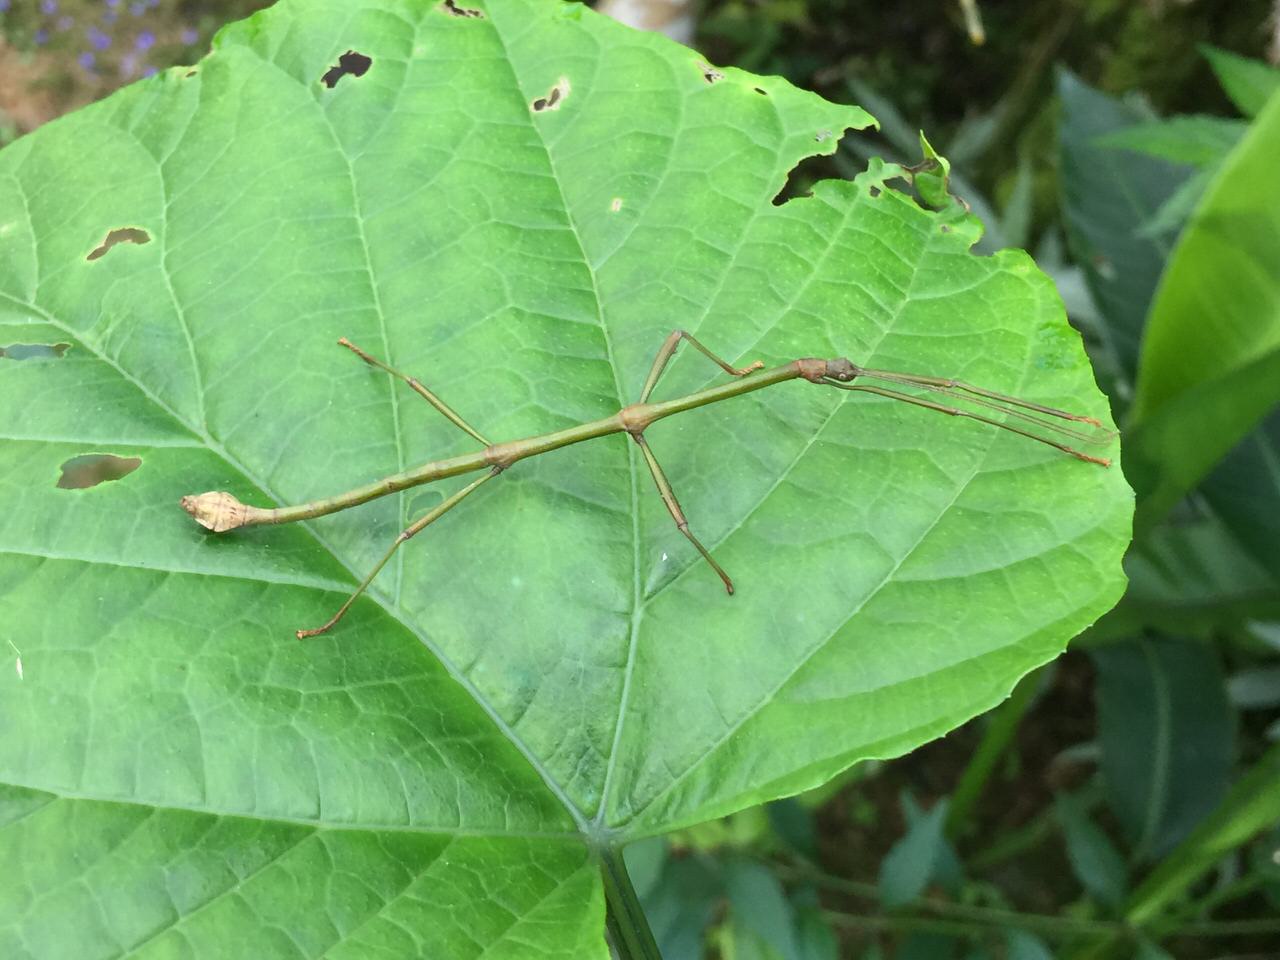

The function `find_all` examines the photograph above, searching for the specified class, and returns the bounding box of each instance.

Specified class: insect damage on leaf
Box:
[320,50,372,88]
[0,343,70,360]
[440,0,485,17]
[532,77,570,112]
[699,62,724,83]
[85,227,150,262]
[56,454,142,490]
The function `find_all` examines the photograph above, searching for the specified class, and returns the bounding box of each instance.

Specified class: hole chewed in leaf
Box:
[771,128,853,207]
[86,227,150,261]
[610,197,623,213]
[868,186,881,198]
[56,454,142,490]
[441,0,484,17]
[699,62,724,84]
[532,77,570,112]
[1,342,70,360]
[753,86,768,96]
[321,50,372,88]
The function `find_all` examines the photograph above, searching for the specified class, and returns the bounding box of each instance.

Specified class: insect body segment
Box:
[181,332,1114,638]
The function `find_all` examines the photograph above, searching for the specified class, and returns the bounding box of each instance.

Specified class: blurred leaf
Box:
[1200,44,1280,119]
[946,108,1001,167]
[768,797,817,859]
[847,78,919,155]
[895,933,958,960]
[1134,166,1218,240]
[1035,229,1104,329]
[1128,92,1280,529]
[1057,69,1186,383]
[794,906,839,960]
[879,796,951,907]
[1096,116,1246,167]
[903,793,963,894]
[1132,940,1176,960]
[1200,407,1280,572]
[1091,637,1235,861]
[1003,928,1054,960]
[1125,511,1277,612]
[624,836,670,898]
[1125,743,1280,929]
[1055,791,1130,910]
[723,923,787,960]
[999,153,1034,250]
[725,859,800,960]
[1227,667,1280,710]
[642,856,722,960]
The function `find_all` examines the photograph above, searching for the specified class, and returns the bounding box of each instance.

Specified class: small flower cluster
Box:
[4,0,207,82]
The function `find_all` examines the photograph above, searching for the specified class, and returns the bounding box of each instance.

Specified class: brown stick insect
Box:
[181,332,1114,638]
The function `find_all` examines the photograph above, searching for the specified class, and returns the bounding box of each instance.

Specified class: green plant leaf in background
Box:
[878,796,953,908]
[1199,407,1280,573]
[1090,637,1235,862]
[1127,89,1280,529]
[1056,69,1187,387]
[1055,791,1129,911]
[0,0,1131,953]
[1200,44,1280,119]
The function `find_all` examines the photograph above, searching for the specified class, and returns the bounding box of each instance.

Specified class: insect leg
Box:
[296,468,501,639]
[639,330,764,403]
[633,432,734,594]
[338,337,491,445]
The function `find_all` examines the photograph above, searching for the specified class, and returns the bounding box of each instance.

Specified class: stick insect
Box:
[181,332,1114,638]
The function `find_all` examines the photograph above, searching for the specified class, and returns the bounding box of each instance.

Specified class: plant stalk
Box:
[599,845,664,960]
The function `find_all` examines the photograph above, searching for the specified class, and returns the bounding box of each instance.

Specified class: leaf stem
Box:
[598,844,663,960]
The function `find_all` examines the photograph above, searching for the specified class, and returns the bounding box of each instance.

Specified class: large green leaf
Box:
[1127,90,1280,528]
[0,0,1131,953]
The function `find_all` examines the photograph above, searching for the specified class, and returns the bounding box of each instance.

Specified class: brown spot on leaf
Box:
[699,63,724,83]
[1,342,70,360]
[56,454,141,490]
[532,77,570,112]
[321,50,372,88]
[86,227,150,262]
[441,0,484,17]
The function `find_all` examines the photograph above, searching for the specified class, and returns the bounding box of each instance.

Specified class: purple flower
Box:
[78,51,96,70]
[89,26,111,49]
[129,1,145,14]
[34,28,49,45]
[40,0,57,14]
[181,27,199,44]
[135,30,154,50]
[0,1,11,13]
[105,0,120,6]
